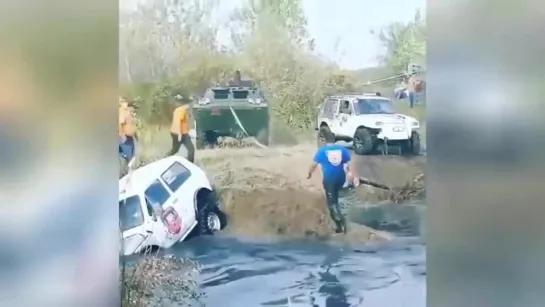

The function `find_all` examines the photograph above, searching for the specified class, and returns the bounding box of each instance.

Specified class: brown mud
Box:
[197,144,425,244]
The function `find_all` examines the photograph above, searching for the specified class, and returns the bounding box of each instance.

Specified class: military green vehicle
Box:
[192,72,270,149]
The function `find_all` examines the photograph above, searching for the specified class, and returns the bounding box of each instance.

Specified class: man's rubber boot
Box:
[341,221,348,234]
[334,221,343,233]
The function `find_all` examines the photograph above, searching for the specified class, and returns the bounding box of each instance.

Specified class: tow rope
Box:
[228,106,268,149]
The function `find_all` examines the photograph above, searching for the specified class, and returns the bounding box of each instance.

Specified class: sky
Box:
[121,0,426,70]
[301,0,425,69]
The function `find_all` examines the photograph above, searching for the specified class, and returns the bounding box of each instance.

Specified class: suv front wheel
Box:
[197,193,227,235]
[353,127,374,155]
[402,131,421,155]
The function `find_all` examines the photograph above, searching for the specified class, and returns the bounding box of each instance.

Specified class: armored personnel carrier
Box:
[192,71,270,149]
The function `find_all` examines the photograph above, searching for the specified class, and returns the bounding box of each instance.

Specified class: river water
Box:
[170,202,427,307]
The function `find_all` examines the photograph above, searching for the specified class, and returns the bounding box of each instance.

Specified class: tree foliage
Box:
[119,0,356,129]
[373,9,426,74]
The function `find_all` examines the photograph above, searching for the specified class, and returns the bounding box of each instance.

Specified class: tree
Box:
[373,9,426,74]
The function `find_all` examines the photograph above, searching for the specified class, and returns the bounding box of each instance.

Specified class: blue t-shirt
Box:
[313,144,351,181]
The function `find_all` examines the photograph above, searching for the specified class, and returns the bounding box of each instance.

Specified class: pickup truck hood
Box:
[357,113,415,124]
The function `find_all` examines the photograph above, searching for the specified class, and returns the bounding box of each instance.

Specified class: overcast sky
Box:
[120,0,426,69]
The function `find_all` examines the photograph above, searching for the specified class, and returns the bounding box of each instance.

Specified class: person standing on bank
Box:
[167,96,195,162]
[119,98,137,168]
[407,73,422,108]
[307,130,359,233]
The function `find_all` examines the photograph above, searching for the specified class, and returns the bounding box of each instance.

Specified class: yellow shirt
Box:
[170,105,190,134]
[119,107,135,137]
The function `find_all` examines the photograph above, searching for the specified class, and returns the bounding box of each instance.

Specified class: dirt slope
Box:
[197,144,425,244]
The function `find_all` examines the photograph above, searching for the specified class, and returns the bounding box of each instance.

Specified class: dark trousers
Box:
[119,135,135,161]
[408,92,416,108]
[168,133,195,162]
[323,177,347,231]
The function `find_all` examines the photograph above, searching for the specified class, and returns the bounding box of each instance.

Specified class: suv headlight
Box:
[412,121,419,128]
[254,98,262,104]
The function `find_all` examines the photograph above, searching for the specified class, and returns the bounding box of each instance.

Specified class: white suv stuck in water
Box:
[119,156,227,256]
[315,93,421,155]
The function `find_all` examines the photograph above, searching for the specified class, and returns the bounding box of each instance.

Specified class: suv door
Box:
[318,98,339,129]
[337,99,354,136]
[119,194,154,255]
[327,98,342,134]
[144,179,184,247]
[159,161,196,241]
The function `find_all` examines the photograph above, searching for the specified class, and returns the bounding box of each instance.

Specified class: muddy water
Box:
[170,200,426,307]
[171,147,426,306]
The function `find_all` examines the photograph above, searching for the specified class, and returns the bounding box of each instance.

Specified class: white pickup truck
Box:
[119,155,226,256]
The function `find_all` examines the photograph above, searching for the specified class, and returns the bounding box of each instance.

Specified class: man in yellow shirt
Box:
[167,98,195,162]
[119,98,137,169]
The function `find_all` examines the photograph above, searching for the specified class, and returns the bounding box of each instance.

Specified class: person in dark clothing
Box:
[167,97,195,162]
[307,131,359,233]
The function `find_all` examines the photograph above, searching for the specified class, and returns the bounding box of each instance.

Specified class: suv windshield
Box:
[119,195,144,232]
[354,99,395,115]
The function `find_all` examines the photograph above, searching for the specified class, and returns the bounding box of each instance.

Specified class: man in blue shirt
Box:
[307,130,358,233]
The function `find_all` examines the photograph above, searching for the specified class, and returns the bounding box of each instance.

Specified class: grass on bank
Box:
[121,253,205,307]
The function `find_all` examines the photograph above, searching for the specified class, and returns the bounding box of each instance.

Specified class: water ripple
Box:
[172,235,426,307]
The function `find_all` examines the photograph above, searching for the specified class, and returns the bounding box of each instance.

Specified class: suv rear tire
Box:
[353,127,374,155]
[317,125,331,148]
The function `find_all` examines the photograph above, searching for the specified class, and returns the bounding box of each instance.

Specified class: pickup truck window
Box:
[161,162,191,192]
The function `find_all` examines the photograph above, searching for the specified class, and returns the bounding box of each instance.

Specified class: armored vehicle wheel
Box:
[317,126,331,148]
[353,127,374,155]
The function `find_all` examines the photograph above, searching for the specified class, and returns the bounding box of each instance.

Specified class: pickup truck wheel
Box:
[198,204,227,235]
[317,126,331,148]
[353,127,374,155]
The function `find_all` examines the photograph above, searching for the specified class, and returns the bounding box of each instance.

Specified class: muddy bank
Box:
[219,188,393,243]
[197,144,425,244]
